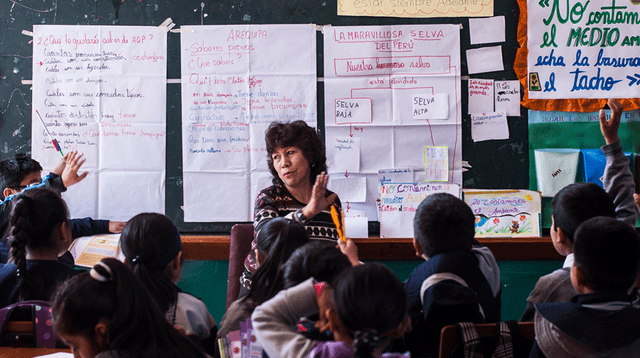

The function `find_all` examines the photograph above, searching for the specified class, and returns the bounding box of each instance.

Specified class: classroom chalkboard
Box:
[0,0,526,234]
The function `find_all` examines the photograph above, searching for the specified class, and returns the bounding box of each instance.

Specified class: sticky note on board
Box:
[413,93,449,120]
[494,80,521,117]
[468,79,494,114]
[471,112,509,142]
[424,146,448,182]
[466,46,504,74]
[331,136,360,173]
[469,16,506,45]
[335,98,372,125]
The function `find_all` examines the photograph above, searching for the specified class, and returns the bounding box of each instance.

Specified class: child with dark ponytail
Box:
[51,258,208,358]
[0,187,80,307]
[252,263,411,358]
[119,213,217,354]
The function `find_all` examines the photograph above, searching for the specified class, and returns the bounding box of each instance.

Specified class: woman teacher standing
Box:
[240,120,341,294]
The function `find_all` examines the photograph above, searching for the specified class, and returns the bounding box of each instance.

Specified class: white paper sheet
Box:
[469,16,506,45]
[345,216,369,238]
[329,176,367,203]
[494,80,521,116]
[329,137,361,174]
[471,112,509,142]
[379,182,460,238]
[468,79,494,114]
[180,25,317,221]
[466,46,504,74]
[534,149,580,197]
[378,168,414,186]
[324,25,462,219]
[335,98,372,124]
[413,93,449,120]
[32,25,167,221]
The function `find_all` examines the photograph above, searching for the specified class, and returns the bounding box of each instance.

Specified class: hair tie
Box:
[15,268,22,277]
[131,255,143,264]
[90,261,113,282]
[352,329,380,351]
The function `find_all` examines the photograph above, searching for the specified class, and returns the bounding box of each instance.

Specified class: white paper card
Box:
[413,93,449,120]
[345,215,369,238]
[335,98,372,124]
[331,137,361,174]
[328,176,367,203]
[494,80,521,116]
[378,168,414,186]
[424,146,448,182]
[466,46,504,74]
[379,183,460,238]
[471,112,509,142]
[469,16,506,45]
[534,149,580,197]
[468,79,494,114]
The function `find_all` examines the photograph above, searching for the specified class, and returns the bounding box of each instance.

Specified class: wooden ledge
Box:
[180,235,562,261]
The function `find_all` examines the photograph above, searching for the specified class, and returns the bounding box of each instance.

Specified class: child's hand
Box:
[51,155,67,176]
[337,238,360,266]
[599,98,623,145]
[109,221,126,233]
[61,151,88,187]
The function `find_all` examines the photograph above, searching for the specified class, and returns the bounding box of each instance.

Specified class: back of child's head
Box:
[52,258,206,358]
[331,263,407,358]
[282,241,352,289]
[0,154,42,197]
[413,193,475,257]
[573,217,640,291]
[552,183,615,243]
[120,212,182,313]
[9,187,69,301]
[245,217,310,305]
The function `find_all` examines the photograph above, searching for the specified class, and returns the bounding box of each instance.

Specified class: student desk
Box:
[180,236,563,261]
[0,347,70,357]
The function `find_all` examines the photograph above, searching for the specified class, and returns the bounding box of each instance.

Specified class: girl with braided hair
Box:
[252,263,411,358]
[0,187,80,307]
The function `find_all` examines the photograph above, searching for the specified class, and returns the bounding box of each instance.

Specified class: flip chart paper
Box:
[466,46,504,74]
[180,25,317,221]
[471,112,509,142]
[534,149,580,197]
[330,137,361,174]
[379,183,460,238]
[324,25,462,219]
[328,177,367,203]
[527,0,640,99]
[336,0,493,18]
[468,79,494,114]
[464,189,541,237]
[32,25,167,221]
[494,80,521,116]
[413,93,449,120]
[469,16,505,45]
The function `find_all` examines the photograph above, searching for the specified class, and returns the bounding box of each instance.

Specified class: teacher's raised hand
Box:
[302,172,337,220]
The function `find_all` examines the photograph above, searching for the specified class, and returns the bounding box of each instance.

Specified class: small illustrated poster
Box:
[69,234,123,268]
[424,146,448,182]
[379,182,460,238]
[463,189,541,237]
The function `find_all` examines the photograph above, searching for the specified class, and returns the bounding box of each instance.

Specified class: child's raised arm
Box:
[61,151,88,188]
[599,98,637,226]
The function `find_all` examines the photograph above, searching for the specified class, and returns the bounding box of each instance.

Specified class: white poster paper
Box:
[32,25,167,221]
[328,176,367,203]
[534,149,580,197]
[527,0,640,99]
[468,79,494,114]
[180,25,317,221]
[494,80,521,116]
[379,182,460,238]
[466,46,504,74]
[324,25,462,220]
[471,112,509,142]
[330,137,361,174]
[469,16,506,45]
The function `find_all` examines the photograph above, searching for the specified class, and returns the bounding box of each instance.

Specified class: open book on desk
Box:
[68,234,124,268]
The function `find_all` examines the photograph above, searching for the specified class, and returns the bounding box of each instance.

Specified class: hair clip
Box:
[131,255,143,264]
[90,261,113,282]
[15,268,22,277]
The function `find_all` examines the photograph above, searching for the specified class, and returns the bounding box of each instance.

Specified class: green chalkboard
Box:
[0,0,526,234]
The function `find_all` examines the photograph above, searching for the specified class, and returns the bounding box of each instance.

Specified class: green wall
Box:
[178,259,564,324]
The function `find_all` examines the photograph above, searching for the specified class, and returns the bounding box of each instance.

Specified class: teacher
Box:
[240,120,341,293]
